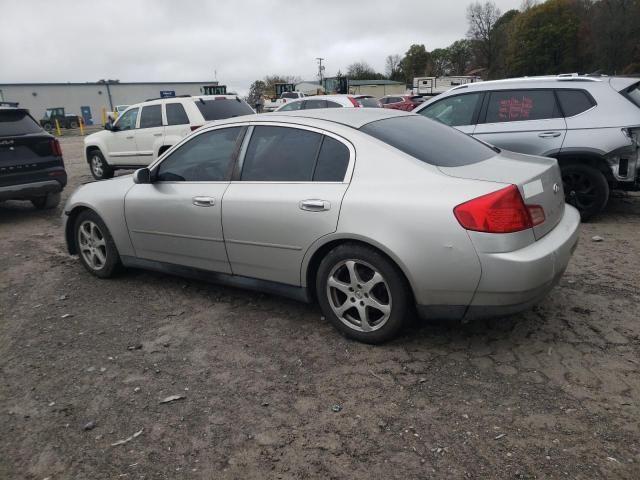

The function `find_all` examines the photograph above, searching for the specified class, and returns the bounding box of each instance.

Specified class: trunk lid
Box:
[438,151,565,240]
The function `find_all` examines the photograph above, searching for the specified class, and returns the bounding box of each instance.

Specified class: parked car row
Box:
[274,94,425,112]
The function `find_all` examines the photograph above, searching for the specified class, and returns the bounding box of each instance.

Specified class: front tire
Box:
[74,210,121,278]
[561,164,609,220]
[316,243,410,344]
[31,192,61,209]
[89,150,114,180]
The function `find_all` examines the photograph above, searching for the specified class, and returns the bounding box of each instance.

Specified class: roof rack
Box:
[0,101,20,107]
[143,94,193,102]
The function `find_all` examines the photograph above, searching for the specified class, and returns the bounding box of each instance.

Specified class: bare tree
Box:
[385,54,402,79]
[520,0,538,11]
[467,1,501,75]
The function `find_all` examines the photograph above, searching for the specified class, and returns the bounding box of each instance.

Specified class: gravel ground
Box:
[1,136,639,479]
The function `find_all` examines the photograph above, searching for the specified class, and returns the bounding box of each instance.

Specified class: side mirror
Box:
[104,122,112,131]
[133,168,151,184]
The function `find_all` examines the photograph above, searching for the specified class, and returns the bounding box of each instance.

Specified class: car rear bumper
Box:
[417,204,581,322]
[0,178,65,201]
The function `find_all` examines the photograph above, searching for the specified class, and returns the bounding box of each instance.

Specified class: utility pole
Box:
[316,57,325,88]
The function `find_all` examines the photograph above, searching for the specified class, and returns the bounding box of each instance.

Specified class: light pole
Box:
[316,57,325,89]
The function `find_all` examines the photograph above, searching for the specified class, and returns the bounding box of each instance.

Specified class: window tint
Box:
[241,126,322,181]
[623,82,640,108]
[556,90,595,117]
[357,97,381,108]
[0,110,43,135]
[156,127,242,182]
[419,93,482,127]
[139,105,162,128]
[279,101,303,111]
[166,103,190,125]
[194,98,254,121]
[313,136,350,181]
[115,108,138,130]
[388,97,403,103]
[360,115,495,167]
[485,90,560,123]
[282,92,300,99]
[326,101,342,108]
[304,99,327,110]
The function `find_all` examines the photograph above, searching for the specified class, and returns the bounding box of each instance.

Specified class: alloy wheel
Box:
[91,156,103,177]
[326,259,392,332]
[78,220,107,270]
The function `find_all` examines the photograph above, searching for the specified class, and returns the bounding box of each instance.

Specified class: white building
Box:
[0,81,218,126]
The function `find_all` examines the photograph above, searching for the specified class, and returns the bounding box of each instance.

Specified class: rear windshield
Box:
[194,98,254,121]
[360,115,496,167]
[622,82,640,108]
[357,97,381,108]
[0,110,43,136]
[281,92,300,99]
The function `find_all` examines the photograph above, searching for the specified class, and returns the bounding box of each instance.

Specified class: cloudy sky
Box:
[1,0,522,94]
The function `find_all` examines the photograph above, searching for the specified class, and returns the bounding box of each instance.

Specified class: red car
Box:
[380,95,426,111]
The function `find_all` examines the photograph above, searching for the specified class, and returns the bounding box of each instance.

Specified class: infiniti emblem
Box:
[553,183,560,194]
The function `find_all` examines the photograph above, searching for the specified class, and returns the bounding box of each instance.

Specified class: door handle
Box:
[299,199,331,212]
[538,132,562,138]
[192,196,216,207]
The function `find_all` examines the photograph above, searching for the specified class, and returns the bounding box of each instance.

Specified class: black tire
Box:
[88,149,114,180]
[74,210,121,278]
[69,120,78,129]
[31,192,61,209]
[561,164,609,220]
[43,122,52,130]
[316,243,410,344]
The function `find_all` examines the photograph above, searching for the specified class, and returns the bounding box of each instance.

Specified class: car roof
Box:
[254,108,412,128]
[444,75,640,93]
[130,95,241,107]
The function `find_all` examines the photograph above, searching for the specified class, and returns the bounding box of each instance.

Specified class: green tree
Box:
[590,0,640,74]
[506,0,580,76]
[401,44,431,82]
[491,9,520,78]
[430,48,451,77]
[247,80,266,106]
[385,54,404,81]
[447,39,474,75]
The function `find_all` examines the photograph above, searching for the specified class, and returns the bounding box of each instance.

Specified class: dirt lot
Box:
[1,136,639,479]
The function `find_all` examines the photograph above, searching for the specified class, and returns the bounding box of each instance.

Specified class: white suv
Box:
[85,95,254,179]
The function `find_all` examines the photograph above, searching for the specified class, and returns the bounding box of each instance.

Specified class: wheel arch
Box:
[65,205,93,254]
[302,235,416,304]
[85,144,104,164]
[553,151,613,182]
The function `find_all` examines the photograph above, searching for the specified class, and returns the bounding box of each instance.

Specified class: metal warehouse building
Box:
[0,81,218,126]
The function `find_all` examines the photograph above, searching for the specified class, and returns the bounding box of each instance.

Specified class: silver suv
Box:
[414,75,640,218]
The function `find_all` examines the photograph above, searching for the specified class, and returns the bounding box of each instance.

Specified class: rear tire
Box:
[316,243,410,344]
[31,192,61,209]
[561,164,609,220]
[89,150,114,180]
[69,120,78,129]
[43,122,52,130]
[74,210,121,278]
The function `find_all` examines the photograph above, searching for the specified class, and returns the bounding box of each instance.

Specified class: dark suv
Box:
[0,107,67,209]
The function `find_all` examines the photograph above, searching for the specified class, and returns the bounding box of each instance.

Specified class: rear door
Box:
[473,89,567,156]
[134,104,165,164]
[222,124,354,285]
[163,102,192,149]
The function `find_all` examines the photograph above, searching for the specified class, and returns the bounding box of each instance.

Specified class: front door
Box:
[106,107,139,165]
[80,106,93,125]
[124,126,246,272]
[473,89,567,156]
[133,104,165,166]
[222,125,353,286]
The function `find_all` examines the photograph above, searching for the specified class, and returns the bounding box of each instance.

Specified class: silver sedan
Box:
[63,108,580,344]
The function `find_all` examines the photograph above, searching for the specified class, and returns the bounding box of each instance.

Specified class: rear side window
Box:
[241,126,322,181]
[556,90,595,117]
[313,136,350,181]
[360,115,496,167]
[0,110,43,136]
[156,127,243,182]
[485,90,560,123]
[281,92,300,99]
[622,82,640,108]
[279,101,303,111]
[195,98,254,121]
[304,99,327,109]
[140,105,162,128]
[326,101,342,108]
[166,103,189,125]
[357,97,381,108]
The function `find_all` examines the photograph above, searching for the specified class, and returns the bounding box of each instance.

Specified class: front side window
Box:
[241,126,323,181]
[156,127,243,182]
[166,103,190,125]
[139,105,163,128]
[419,93,482,127]
[485,90,560,123]
[279,101,303,111]
[115,108,139,130]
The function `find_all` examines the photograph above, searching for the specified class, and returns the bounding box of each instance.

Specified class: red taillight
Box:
[50,139,62,157]
[347,96,361,108]
[454,185,544,234]
[190,125,203,131]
